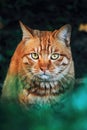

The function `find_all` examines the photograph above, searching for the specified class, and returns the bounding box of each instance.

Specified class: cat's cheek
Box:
[22,56,35,66]
[52,61,61,67]
[22,57,29,64]
[60,57,69,65]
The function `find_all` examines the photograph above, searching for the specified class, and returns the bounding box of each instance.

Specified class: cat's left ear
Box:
[53,24,71,46]
[19,21,33,40]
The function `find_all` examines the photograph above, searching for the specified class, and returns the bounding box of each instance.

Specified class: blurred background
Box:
[0,0,87,130]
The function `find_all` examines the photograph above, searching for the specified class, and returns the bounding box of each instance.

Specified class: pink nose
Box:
[40,66,47,72]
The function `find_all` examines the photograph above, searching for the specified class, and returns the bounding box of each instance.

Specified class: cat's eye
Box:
[50,53,60,60]
[31,53,39,60]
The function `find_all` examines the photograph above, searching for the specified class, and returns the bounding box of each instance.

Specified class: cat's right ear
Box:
[19,21,33,40]
[52,24,71,47]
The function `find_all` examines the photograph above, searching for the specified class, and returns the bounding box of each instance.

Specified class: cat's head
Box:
[16,22,74,96]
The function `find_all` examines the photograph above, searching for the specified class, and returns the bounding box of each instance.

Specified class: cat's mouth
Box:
[38,74,50,81]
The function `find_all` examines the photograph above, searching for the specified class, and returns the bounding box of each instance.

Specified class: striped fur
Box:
[2,22,75,105]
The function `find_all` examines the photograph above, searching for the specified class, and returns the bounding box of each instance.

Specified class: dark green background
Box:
[0,0,87,130]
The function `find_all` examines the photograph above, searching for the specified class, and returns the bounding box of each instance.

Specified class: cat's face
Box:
[18,22,74,97]
[22,34,71,81]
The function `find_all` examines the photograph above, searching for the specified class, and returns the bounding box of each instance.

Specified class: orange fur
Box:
[79,24,87,32]
[2,22,75,105]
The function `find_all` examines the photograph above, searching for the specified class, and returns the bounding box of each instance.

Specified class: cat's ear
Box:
[19,21,33,40]
[53,24,71,46]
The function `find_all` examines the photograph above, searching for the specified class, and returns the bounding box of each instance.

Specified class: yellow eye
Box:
[31,53,39,60]
[50,53,60,60]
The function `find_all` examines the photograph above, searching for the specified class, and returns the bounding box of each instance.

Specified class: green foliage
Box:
[0,77,87,130]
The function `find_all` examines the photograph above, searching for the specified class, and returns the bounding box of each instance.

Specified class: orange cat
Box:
[1,21,75,105]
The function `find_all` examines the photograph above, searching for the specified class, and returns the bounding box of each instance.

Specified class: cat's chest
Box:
[19,88,63,105]
[18,78,71,105]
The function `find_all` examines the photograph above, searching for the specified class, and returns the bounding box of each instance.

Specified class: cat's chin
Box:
[38,74,49,80]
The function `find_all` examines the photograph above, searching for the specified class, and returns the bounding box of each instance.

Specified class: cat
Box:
[1,21,75,106]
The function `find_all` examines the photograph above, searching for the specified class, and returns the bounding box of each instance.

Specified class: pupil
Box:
[53,54,57,58]
[33,53,38,59]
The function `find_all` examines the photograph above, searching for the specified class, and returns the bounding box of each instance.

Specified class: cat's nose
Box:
[40,66,47,72]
